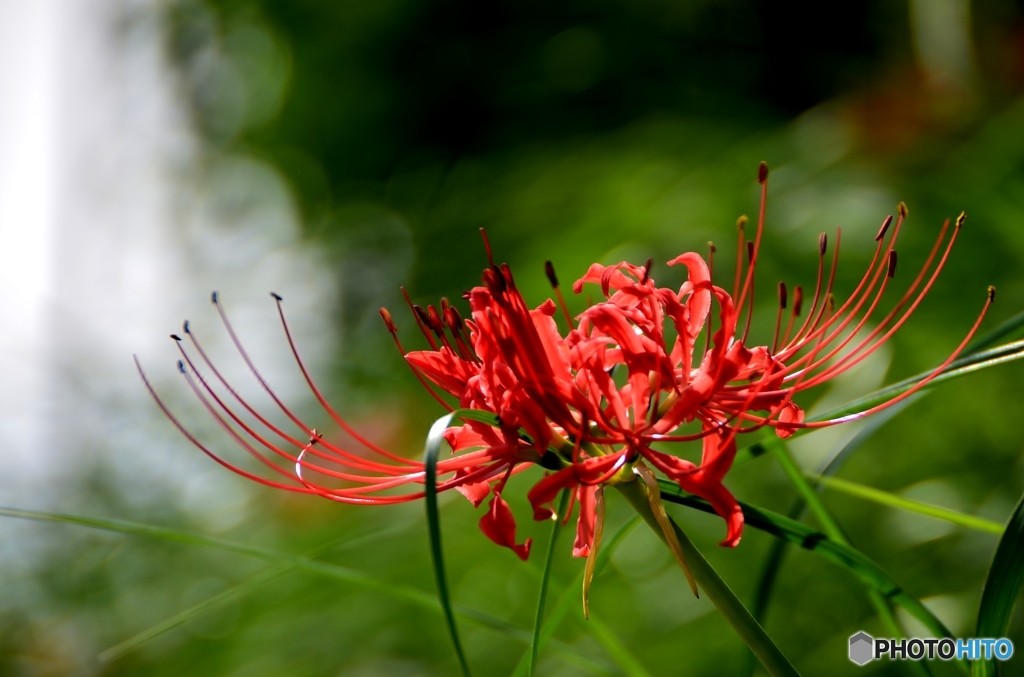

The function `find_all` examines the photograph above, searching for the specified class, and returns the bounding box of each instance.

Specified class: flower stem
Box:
[615,480,801,677]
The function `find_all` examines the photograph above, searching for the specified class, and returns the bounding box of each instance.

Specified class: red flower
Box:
[140,163,993,564]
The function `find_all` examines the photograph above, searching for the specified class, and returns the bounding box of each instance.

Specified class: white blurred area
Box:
[0,0,338,511]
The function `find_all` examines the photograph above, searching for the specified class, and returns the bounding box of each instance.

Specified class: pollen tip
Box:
[736,215,748,231]
[778,281,787,309]
[211,291,218,304]
[183,320,191,334]
[887,251,898,278]
[792,285,803,316]
[956,211,967,229]
[827,293,836,312]
[642,257,653,284]
[757,161,768,184]
[898,202,908,219]
[818,232,828,256]
[875,215,893,241]
[708,240,716,254]
[170,334,181,342]
[379,307,397,333]
[270,292,283,301]
[988,285,997,302]
[177,360,186,374]
[544,260,559,288]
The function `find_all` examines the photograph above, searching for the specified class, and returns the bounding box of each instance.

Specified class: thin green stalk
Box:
[616,480,800,677]
[529,489,571,677]
[424,413,471,677]
[814,475,1004,535]
[511,516,642,677]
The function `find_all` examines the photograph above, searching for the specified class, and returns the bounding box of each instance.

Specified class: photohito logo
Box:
[849,632,1014,665]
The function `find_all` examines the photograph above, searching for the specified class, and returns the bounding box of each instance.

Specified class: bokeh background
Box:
[2,0,1024,675]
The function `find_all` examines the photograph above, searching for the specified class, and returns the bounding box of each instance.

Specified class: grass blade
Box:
[618,480,801,677]
[529,489,571,676]
[814,476,1004,535]
[656,483,958,643]
[0,505,614,670]
[425,412,472,677]
[99,526,404,662]
[973,489,1024,677]
[772,442,938,676]
[511,516,642,677]
[966,308,1024,354]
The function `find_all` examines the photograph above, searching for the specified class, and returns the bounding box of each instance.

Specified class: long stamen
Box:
[772,281,787,354]
[733,215,747,300]
[545,260,574,328]
[741,241,756,343]
[380,309,455,411]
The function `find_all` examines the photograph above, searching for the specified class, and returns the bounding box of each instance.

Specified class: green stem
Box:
[814,475,1004,535]
[529,489,571,676]
[615,481,800,677]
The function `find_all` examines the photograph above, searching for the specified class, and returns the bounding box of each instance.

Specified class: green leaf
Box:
[966,308,1024,354]
[814,476,1004,535]
[973,489,1024,677]
[617,480,801,677]
[424,412,472,677]
[771,442,938,677]
[529,488,571,677]
[656,483,958,643]
[0,506,611,671]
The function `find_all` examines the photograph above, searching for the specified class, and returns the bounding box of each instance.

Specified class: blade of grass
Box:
[814,476,1004,535]
[753,398,916,623]
[617,479,801,677]
[100,525,405,662]
[511,516,643,677]
[966,307,1024,353]
[529,489,571,677]
[0,505,611,671]
[973,488,1024,677]
[773,442,938,677]
[425,412,471,677]
[657,483,959,643]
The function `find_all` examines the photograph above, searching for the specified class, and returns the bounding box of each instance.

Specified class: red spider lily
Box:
[138,162,994,568]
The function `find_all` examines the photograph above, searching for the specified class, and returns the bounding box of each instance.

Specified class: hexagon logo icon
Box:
[849,631,874,665]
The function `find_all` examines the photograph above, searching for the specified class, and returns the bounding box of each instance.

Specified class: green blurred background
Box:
[5,0,1024,675]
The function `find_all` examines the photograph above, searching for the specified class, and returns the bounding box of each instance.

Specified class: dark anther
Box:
[413,305,431,328]
[898,201,908,219]
[757,161,768,184]
[736,215,748,231]
[379,308,397,333]
[793,286,803,317]
[875,215,893,241]
[708,241,717,253]
[818,232,828,256]
[778,281,788,309]
[887,251,898,279]
[444,306,463,331]
[211,291,219,304]
[170,334,182,342]
[641,257,653,284]
[956,211,967,229]
[746,240,755,263]
[270,292,283,301]
[183,320,191,334]
[544,260,559,288]
[177,360,186,374]
[988,285,997,302]
[426,306,445,335]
